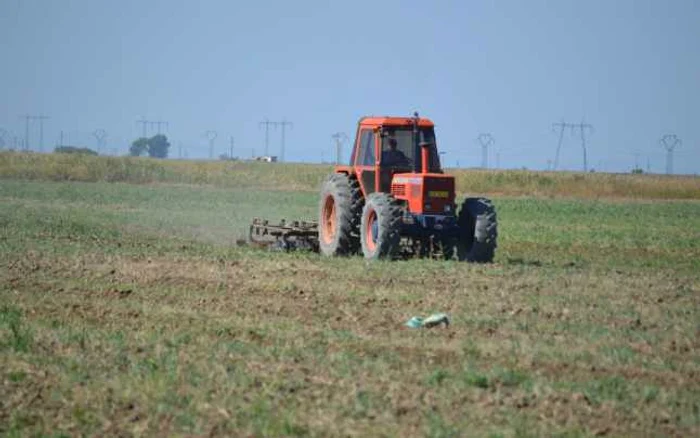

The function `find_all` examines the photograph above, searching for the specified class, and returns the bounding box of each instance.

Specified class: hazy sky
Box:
[1,0,698,173]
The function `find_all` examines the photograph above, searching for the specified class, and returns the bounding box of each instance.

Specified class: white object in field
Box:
[255,155,278,162]
[405,313,450,328]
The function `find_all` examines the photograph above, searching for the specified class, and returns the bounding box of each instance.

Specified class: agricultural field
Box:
[1,154,700,436]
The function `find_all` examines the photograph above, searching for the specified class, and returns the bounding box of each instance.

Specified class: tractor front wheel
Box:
[454,197,498,262]
[318,173,362,256]
[360,193,402,260]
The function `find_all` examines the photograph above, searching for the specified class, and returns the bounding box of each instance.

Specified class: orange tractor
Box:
[250,113,497,261]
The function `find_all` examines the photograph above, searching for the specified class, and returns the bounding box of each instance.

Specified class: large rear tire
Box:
[455,197,497,262]
[360,193,402,260]
[318,173,362,256]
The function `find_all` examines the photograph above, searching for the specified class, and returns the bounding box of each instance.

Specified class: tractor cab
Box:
[337,114,456,216]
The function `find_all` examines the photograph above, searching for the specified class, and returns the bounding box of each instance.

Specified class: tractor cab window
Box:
[380,127,441,172]
[357,129,376,166]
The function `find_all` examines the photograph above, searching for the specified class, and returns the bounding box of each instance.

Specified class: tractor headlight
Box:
[444,204,452,213]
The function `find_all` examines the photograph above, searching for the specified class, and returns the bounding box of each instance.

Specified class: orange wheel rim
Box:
[321,195,336,244]
[365,209,377,251]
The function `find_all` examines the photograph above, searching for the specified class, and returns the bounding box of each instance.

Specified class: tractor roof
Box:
[358,116,434,128]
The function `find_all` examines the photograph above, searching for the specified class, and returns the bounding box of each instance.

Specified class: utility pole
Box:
[93,129,107,154]
[151,120,168,135]
[0,128,7,150]
[331,132,348,165]
[136,117,149,138]
[660,134,681,175]
[136,118,168,137]
[205,130,218,160]
[259,119,277,157]
[229,136,234,159]
[552,120,593,171]
[552,120,573,170]
[576,120,593,172]
[18,114,49,152]
[476,133,494,169]
[277,119,293,162]
[19,114,31,151]
[35,115,49,152]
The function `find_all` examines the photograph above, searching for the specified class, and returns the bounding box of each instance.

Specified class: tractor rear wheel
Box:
[318,173,362,256]
[454,197,498,262]
[360,193,402,260]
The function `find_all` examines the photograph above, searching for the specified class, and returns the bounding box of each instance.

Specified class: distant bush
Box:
[54,146,98,156]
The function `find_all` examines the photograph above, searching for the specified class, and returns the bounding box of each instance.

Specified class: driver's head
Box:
[389,138,398,150]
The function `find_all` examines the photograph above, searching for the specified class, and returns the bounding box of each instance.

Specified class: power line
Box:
[660,134,681,175]
[476,133,494,169]
[277,119,293,162]
[259,119,277,157]
[331,132,349,165]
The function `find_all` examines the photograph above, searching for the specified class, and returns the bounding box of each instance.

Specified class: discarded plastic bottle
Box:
[405,313,450,329]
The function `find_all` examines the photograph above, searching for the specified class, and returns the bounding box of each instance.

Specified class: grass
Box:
[1,167,699,436]
[2,150,700,199]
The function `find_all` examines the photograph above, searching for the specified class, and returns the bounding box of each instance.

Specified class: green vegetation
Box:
[2,151,699,199]
[54,146,99,155]
[1,163,699,436]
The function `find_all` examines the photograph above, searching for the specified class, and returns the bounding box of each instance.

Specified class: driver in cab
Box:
[381,138,410,167]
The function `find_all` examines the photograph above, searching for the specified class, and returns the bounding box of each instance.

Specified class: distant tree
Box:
[130,137,149,156]
[55,146,98,155]
[631,167,644,174]
[147,134,170,158]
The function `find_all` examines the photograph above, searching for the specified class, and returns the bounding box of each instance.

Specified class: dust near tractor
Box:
[249,113,498,261]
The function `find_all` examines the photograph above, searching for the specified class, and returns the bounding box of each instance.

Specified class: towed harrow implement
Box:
[248,218,319,252]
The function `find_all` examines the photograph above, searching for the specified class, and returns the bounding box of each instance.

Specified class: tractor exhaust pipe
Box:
[412,112,421,174]
[413,112,432,174]
[421,143,430,175]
